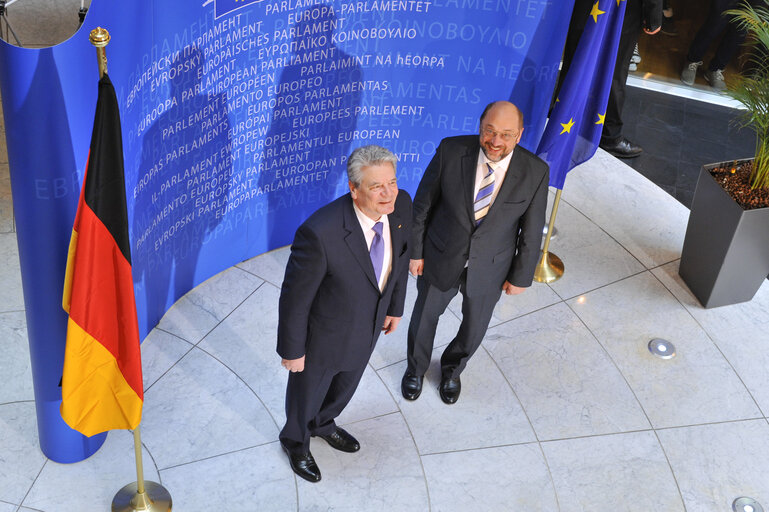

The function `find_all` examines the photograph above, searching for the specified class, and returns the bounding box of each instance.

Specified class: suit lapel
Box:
[343,196,380,291]
[481,149,527,226]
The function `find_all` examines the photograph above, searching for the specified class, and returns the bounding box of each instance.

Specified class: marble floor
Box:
[2,139,769,511]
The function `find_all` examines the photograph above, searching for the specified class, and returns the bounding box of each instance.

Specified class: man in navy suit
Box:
[277,145,411,482]
[402,101,549,404]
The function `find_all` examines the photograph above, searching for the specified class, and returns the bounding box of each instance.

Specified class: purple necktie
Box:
[370,221,384,284]
[474,163,496,225]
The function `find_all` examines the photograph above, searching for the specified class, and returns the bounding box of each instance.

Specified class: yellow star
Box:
[595,112,606,125]
[560,118,575,134]
[590,1,605,22]
[616,0,625,5]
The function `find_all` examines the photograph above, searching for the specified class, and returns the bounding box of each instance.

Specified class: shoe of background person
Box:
[631,43,641,64]
[704,69,726,91]
[681,61,702,86]
[599,137,643,159]
[629,62,637,72]
[401,371,424,401]
[439,376,461,404]
[661,15,678,36]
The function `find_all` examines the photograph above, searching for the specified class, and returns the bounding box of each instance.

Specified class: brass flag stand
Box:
[112,427,171,512]
[534,188,565,283]
[88,27,172,512]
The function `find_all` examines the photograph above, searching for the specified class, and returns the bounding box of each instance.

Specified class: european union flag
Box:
[537,0,627,189]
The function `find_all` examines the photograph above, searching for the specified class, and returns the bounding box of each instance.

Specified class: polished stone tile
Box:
[157,266,264,344]
[0,311,33,404]
[0,233,24,312]
[369,275,460,370]
[0,162,13,234]
[653,262,769,415]
[160,442,294,512]
[336,364,398,427]
[568,272,761,428]
[236,245,290,288]
[139,328,192,392]
[0,403,45,506]
[485,281,562,327]
[543,431,685,512]
[0,502,17,512]
[543,199,645,300]
[379,348,535,454]
[197,283,286,426]
[422,443,558,511]
[562,149,689,269]
[484,303,650,440]
[657,420,769,511]
[140,347,277,469]
[22,429,158,512]
[298,413,428,510]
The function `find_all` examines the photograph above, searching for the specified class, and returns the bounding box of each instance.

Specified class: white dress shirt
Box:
[352,201,392,292]
[473,148,514,206]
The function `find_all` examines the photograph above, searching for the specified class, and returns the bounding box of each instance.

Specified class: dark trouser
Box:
[407,271,500,380]
[686,0,745,72]
[279,361,366,455]
[601,0,643,144]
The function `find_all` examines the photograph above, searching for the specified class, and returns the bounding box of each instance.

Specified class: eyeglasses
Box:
[481,126,518,142]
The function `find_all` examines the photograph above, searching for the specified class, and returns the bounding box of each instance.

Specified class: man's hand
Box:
[282,356,305,373]
[382,316,401,334]
[409,259,424,277]
[503,281,526,296]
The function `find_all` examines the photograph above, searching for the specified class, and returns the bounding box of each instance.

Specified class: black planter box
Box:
[679,161,769,308]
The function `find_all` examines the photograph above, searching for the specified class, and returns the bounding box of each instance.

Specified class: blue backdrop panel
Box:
[0,0,573,462]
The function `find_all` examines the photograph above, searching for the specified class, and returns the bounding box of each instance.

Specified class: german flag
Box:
[60,74,143,437]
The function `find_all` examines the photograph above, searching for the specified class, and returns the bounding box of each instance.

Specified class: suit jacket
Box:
[277,190,412,371]
[411,135,548,297]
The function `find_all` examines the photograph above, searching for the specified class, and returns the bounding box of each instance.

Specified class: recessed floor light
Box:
[733,497,763,512]
[648,338,676,359]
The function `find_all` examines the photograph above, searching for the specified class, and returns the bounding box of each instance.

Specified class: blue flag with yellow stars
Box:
[537,0,628,190]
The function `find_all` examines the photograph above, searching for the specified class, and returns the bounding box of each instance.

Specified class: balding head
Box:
[478,101,524,162]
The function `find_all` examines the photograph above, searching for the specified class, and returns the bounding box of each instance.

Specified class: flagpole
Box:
[533,188,565,283]
[87,28,172,512]
[112,427,171,512]
[89,27,109,78]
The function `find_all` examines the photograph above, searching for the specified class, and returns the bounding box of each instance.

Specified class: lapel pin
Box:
[398,224,402,228]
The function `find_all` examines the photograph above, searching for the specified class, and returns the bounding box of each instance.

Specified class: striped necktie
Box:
[474,163,495,225]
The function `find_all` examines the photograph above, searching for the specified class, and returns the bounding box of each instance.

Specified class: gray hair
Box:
[347,145,398,187]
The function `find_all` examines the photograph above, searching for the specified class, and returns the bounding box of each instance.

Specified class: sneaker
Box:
[681,61,702,86]
[661,15,678,36]
[631,43,641,64]
[704,69,726,91]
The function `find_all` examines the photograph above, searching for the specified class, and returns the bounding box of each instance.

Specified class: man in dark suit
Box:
[402,101,548,404]
[277,145,411,482]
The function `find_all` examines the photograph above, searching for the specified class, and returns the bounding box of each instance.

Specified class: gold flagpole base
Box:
[112,481,172,512]
[534,251,564,283]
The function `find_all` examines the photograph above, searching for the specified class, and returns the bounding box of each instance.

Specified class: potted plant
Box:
[678,0,769,308]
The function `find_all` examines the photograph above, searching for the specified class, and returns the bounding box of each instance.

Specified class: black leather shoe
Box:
[318,427,360,453]
[282,445,321,482]
[599,137,643,158]
[401,371,424,400]
[439,376,461,404]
